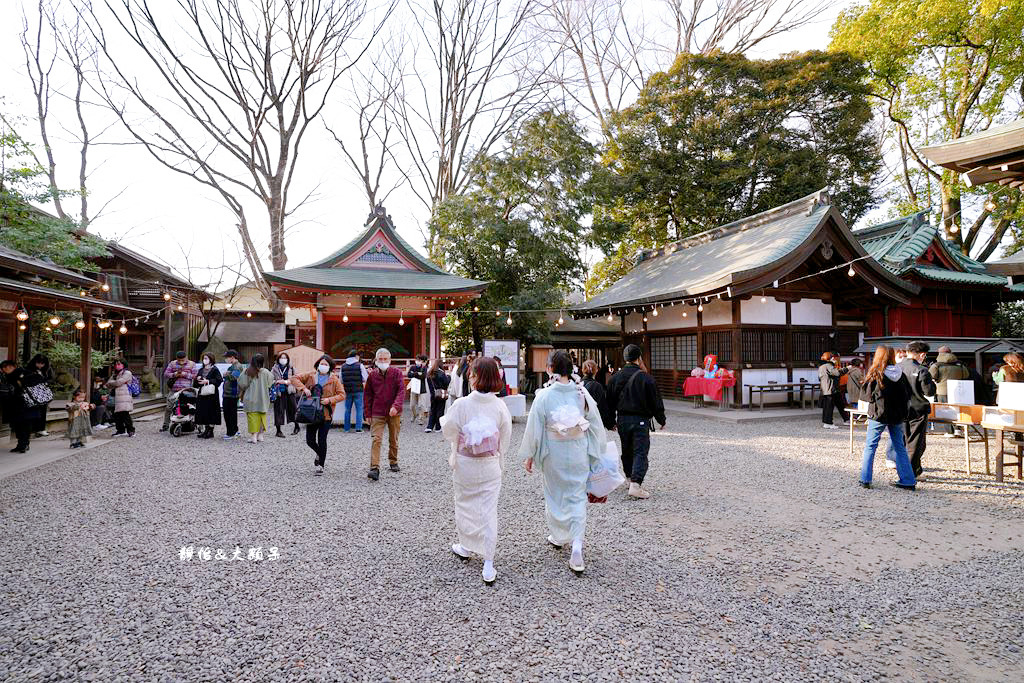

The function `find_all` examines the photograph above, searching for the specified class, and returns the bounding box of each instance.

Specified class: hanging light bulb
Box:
[652,307,659,317]
[607,310,614,322]
[285,305,291,312]
[119,323,128,334]
[682,311,688,318]
[49,315,60,326]
[16,309,29,322]
[163,292,172,301]
[346,302,352,307]
[101,282,110,292]
[18,324,26,331]
[761,294,767,303]
[847,265,855,277]
[423,303,428,309]
[74,320,86,330]
[177,304,183,311]
[343,313,349,322]
[558,311,564,325]
[642,316,648,323]
[697,304,703,312]
[45,326,52,332]
[80,290,87,297]
[398,312,405,326]
[225,302,232,309]
[426,316,431,325]
[506,313,513,326]
[450,299,455,306]
[246,311,253,318]
[473,305,479,312]
[949,224,959,234]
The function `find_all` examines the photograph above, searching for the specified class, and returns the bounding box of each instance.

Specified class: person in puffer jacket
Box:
[859,345,916,491]
[818,352,847,429]
[929,345,969,436]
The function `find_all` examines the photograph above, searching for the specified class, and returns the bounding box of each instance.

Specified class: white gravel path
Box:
[1,415,1022,681]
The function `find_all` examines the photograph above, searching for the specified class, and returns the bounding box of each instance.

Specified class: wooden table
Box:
[932,418,991,476]
[749,382,819,411]
[683,377,735,412]
[985,425,1024,482]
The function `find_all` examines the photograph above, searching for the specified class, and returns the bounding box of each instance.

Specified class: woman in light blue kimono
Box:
[520,349,607,573]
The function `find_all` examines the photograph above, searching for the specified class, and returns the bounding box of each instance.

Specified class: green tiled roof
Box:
[265,266,486,294]
[309,208,445,274]
[909,265,1008,286]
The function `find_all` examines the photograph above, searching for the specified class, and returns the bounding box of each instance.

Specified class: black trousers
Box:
[905,414,928,476]
[273,393,297,427]
[617,414,651,485]
[12,419,31,450]
[306,422,331,466]
[821,392,846,424]
[426,397,446,430]
[113,410,134,435]
[91,404,109,426]
[223,396,239,437]
[33,403,50,432]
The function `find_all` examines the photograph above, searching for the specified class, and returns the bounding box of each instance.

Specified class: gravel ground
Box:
[1,412,1023,681]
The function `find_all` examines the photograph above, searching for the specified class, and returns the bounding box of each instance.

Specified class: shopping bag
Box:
[586,441,626,498]
[408,377,422,394]
[23,382,54,407]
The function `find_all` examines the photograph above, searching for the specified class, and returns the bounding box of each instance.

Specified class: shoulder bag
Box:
[295,383,325,425]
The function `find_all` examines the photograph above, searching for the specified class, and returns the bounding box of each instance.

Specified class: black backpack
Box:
[295,384,324,425]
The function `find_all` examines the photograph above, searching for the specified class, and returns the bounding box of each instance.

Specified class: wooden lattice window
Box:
[742,329,785,363]
[793,331,831,362]
[704,330,732,362]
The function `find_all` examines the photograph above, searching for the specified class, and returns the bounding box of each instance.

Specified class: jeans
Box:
[426,397,446,430]
[617,414,651,484]
[862,420,916,486]
[306,422,331,466]
[222,396,239,436]
[886,414,928,476]
[343,393,364,432]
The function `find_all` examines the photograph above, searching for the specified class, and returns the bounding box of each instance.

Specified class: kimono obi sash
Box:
[546,400,590,442]
[457,415,500,457]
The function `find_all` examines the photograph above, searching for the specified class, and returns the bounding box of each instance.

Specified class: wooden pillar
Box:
[430,313,441,359]
[315,306,325,352]
[146,333,153,369]
[80,310,93,390]
[21,309,31,364]
[163,304,172,368]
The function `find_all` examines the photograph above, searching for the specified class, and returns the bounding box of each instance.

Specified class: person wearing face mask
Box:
[291,355,345,476]
[220,350,244,440]
[105,358,136,438]
[193,352,223,439]
[271,352,300,438]
[363,348,405,481]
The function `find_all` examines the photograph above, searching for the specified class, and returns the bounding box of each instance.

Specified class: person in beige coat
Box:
[105,359,135,437]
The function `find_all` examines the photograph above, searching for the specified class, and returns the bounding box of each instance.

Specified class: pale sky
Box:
[0,0,854,288]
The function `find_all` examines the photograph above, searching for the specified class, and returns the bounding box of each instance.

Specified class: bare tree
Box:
[663,0,830,56]
[83,0,392,300]
[20,0,118,229]
[390,0,557,246]
[328,43,404,211]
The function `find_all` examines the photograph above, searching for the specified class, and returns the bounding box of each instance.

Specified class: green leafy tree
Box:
[830,0,1024,260]
[0,116,108,271]
[432,110,601,351]
[589,51,881,294]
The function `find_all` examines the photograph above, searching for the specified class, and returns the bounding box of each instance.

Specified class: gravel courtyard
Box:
[2,413,1023,681]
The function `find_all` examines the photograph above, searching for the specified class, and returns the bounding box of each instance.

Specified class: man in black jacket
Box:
[606,344,666,500]
[888,341,936,477]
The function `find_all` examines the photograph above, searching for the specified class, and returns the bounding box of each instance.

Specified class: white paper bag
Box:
[857,400,870,413]
[408,377,422,395]
[946,379,974,406]
[997,381,1024,409]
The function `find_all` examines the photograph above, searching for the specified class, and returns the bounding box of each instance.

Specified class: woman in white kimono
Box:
[520,349,607,573]
[441,357,513,585]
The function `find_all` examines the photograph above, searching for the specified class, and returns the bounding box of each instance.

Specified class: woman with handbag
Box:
[2,360,33,452]
[105,358,136,437]
[26,354,53,437]
[440,357,512,584]
[272,352,299,438]
[291,355,345,476]
[193,352,223,439]
[520,349,607,574]
[425,358,450,433]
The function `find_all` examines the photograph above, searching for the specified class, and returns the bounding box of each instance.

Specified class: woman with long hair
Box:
[193,352,223,439]
[520,349,608,574]
[581,359,614,430]
[441,357,512,584]
[26,353,53,437]
[105,358,136,437]
[859,345,916,491]
[424,357,450,433]
[272,351,300,437]
[994,352,1024,384]
[237,353,274,444]
[291,355,345,476]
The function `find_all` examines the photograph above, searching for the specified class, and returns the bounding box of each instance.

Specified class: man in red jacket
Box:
[364,347,405,481]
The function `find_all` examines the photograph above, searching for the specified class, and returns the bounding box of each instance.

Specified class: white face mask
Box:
[318,363,330,374]
[279,358,288,367]
[376,361,390,371]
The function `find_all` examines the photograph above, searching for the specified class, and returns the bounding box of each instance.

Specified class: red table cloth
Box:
[683,376,736,401]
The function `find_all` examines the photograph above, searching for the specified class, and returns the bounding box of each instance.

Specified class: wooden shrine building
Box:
[572,190,916,406]
[265,205,486,360]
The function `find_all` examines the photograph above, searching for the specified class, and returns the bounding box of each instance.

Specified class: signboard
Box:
[484,339,519,391]
[361,295,396,309]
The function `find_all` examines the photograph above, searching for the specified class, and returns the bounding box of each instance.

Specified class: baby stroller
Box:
[169,388,198,437]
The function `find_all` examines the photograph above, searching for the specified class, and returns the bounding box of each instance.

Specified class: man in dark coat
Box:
[606,344,666,500]
[888,341,936,477]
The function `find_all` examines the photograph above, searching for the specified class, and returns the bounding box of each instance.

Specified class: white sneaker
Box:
[569,548,585,573]
[627,482,650,499]
[34,431,49,437]
[822,424,839,430]
[451,543,471,559]
[482,562,497,584]
[546,535,564,548]
[885,459,897,469]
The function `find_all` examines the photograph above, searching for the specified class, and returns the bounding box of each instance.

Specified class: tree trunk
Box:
[941,179,963,252]
[470,312,483,354]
